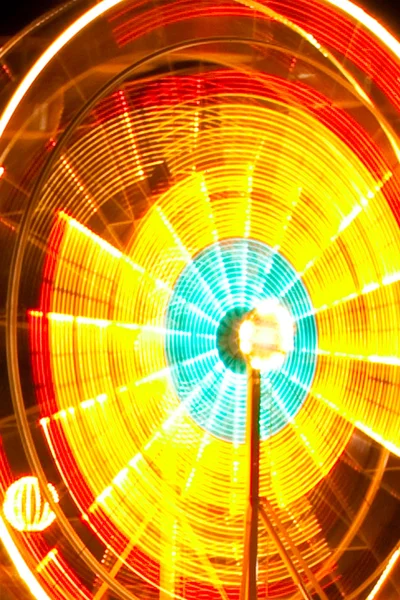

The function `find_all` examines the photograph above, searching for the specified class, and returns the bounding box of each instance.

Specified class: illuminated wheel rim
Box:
[1,1,400,599]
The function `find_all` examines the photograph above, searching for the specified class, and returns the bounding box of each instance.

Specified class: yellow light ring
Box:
[39,105,352,501]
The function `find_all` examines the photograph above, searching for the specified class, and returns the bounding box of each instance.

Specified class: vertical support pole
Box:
[240,365,261,600]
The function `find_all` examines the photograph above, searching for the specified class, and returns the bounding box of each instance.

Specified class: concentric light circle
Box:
[165,238,317,442]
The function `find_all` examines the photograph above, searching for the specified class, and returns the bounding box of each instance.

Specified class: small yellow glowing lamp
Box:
[239,299,295,371]
[3,476,59,532]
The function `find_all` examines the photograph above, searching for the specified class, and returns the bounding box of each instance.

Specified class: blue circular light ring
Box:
[165,238,317,443]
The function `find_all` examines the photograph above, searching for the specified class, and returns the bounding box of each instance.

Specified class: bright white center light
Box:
[239,299,295,371]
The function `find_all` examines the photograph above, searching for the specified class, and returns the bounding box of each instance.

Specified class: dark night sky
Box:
[0,0,400,37]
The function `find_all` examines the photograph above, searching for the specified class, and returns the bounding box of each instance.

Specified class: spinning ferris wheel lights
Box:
[0,0,400,598]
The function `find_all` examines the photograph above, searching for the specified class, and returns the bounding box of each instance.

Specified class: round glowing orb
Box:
[239,299,295,371]
[3,476,59,532]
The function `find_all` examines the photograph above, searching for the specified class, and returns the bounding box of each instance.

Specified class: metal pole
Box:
[259,505,313,600]
[240,364,261,600]
[239,308,322,600]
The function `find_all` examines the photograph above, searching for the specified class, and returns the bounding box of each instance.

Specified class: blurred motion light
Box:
[2,0,400,595]
[239,299,295,371]
[366,545,400,600]
[3,476,59,532]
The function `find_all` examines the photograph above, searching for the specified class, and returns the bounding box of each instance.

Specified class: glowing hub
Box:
[239,299,295,371]
[165,238,317,443]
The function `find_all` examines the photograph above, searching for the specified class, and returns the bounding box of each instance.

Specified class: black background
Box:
[0,0,399,37]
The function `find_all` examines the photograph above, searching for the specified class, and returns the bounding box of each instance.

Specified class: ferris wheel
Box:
[0,0,400,599]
